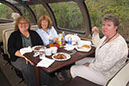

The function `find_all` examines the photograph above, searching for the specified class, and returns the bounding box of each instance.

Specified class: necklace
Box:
[99,33,117,49]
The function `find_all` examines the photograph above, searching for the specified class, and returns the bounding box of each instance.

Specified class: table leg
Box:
[35,66,40,86]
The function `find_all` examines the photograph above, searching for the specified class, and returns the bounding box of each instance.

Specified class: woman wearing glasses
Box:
[8,16,51,86]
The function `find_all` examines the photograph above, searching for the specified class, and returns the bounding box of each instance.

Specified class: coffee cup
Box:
[50,47,57,54]
[45,48,52,56]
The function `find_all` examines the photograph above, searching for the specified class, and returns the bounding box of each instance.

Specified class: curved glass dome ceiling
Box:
[6,0,18,4]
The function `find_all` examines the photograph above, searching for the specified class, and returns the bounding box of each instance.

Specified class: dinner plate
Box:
[52,52,71,61]
[32,45,46,51]
[75,45,91,52]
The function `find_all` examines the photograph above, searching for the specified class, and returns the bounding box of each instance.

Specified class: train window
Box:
[29,4,49,20]
[0,3,13,19]
[17,6,33,23]
[49,2,85,33]
[85,0,129,41]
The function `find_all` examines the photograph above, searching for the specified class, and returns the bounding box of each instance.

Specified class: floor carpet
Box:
[0,68,11,86]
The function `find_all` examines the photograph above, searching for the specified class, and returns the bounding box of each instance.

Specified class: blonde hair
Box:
[37,15,52,29]
[14,16,31,31]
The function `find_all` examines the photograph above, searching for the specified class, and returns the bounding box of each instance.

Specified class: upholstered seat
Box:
[0,23,14,43]
[31,25,38,30]
[106,61,129,86]
[2,28,14,55]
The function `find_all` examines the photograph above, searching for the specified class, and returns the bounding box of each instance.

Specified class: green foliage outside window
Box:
[0,0,129,40]
[30,4,49,20]
[0,4,13,19]
[49,2,85,32]
[85,0,129,40]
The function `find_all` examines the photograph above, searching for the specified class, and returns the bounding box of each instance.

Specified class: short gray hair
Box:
[11,12,20,21]
[102,14,119,27]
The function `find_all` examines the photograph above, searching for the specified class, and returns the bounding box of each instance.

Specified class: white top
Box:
[90,33,128,79]
[36,26,58,46]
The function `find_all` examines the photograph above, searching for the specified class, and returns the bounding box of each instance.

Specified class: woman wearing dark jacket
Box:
[8,16,51,86]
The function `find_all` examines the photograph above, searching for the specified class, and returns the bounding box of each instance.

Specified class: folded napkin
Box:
[20,46,32,55]
[36,57,55,68]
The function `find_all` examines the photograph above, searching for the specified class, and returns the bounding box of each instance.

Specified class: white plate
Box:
[32,45,46,51]
[52,52,71,61]
[75,45,91,52]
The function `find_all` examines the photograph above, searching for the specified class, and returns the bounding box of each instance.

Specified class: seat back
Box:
[106,61,129,86]
[0,23,14,43]
[31,25,38,31]
[2,28,14,55]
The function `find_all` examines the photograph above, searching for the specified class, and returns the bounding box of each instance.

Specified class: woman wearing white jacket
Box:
[70,14,128,85]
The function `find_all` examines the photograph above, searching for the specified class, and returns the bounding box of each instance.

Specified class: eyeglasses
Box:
[19,22,28,25]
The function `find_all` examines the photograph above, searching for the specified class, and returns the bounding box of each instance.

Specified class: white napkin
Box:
[20,46,32,55]
[36,57,55,68]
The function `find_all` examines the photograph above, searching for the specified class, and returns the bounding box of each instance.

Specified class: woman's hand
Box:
[15,50,33,65]
[15,50,24,58]
[92,26,99,35]
[53,38,58,43]
[24,57,34,65]
[84,62,90,67]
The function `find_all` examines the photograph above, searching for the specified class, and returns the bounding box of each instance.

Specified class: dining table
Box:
[23,46,95,86]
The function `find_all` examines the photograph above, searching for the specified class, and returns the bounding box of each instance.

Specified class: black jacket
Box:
[8,30,43,62]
